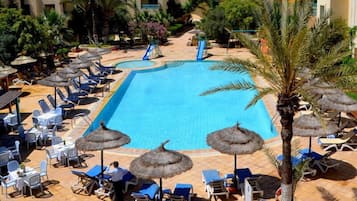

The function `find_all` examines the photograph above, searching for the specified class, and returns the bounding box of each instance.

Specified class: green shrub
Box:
[168,23,184,35]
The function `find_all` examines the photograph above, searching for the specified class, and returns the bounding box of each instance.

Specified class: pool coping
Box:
[65,60,282,157]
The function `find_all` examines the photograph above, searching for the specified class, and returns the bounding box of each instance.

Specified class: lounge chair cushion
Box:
[135,183,159,200]
[202,169,223,184]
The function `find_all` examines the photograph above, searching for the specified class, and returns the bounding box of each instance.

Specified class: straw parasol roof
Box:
[0,65,17,75]
[75,122,130,151]
[88,47,112,55]
[38,73,70,107]
[130,140,192,201]
[10,55,37,66]
[37,73,69,88]
[293,113,340,137]
[207,124,264,155]
[57,67,83,79]
[318,93,357,112]
[293,113,341,154]
[207,123,264,187]
[75,122,130,180]
[79,52,102,61]
[304,79,342,95]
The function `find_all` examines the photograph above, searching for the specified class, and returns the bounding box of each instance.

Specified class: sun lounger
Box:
[70,170,97,195]
[103,170,138,193]
[276,154,317,177]
[318,132,356,151]
[131,183,159,201]
[164,183,193,201]
[298,149,340,173]
[236,168,253,185]
[202,169,223,184]
[206,180,229,200]
[201,169,229,200]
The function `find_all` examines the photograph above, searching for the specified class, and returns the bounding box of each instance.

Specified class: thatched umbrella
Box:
[303,78,342,96]
[129,140,193,201]
[88,47,112,55]
[319,93,357,112]
[318,92,357,127]
[10,55,37,66]
[207,123,264,187]
[79,52,102,61]
[68,58,91,69]
[37,73,70,107]
[293,113,340,154]
[75,122,130,180]
[57,67,83,79]
[0,65,17,76]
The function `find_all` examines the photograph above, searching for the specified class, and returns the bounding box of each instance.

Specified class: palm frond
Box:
[210,59,250,73]
[246,87,274,109]
[200,81,256,96]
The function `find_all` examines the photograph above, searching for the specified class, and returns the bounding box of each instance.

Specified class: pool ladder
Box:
[71,113,92,128]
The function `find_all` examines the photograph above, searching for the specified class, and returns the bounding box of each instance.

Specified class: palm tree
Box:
[202,1,356,200]
[96,0,125,43]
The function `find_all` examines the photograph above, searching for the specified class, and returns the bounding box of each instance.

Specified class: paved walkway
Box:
[0,31,356,201]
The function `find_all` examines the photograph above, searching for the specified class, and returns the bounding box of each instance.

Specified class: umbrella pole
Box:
[308,137,312,156]
[101,149,104,183]
[54,87,57,108]
[233,154,237,188]
[159,178,163,201]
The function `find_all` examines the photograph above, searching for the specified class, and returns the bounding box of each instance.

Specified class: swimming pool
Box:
[115,60,155,68]
[86,61,278,150]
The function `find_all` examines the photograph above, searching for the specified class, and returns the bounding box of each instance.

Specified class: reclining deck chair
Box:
[131,183,159,201]
[318,132,356,151]
[202,169,229,200]
[71,170,97,195]
[276,154,317,178]
[298,149,340,173]
[163,183,194,201]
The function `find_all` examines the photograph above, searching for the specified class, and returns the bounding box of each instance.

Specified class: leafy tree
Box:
[220,0,260,30]
[0,8,22,63]
[202,1,357,200]
[96,0,125,43]
[69,0,93,43]
[13,15,46,55]
[38,10,72,54]
[167,0,184,18]
[199,7,229,43]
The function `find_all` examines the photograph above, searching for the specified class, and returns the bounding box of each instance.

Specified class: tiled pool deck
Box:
[0,31,356,201]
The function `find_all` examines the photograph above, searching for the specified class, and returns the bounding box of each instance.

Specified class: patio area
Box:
[0,31,356,201]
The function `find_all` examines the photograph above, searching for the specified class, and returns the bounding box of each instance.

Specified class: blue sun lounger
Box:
[173,183,193,201]
[202,169,223,184]
[131,183,159,201]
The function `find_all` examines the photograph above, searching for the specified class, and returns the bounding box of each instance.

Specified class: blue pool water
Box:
[87,61,278,150]
[115,60,155,68]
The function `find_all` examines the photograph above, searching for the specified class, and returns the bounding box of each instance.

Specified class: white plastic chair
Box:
[65,148,80,167]
[0,152,10,169]
[51,136,63,146]
[32,110,41,128]
[25,132,38,150]
[45,148,58,166]
[24,173,43,196]
[0,175,17,198]
[7,160,19,173]
[39,160,48,180]
[9,140,22,161]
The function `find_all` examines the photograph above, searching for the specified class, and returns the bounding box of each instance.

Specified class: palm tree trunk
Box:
[102,15,110,43]
[277,94,294,201]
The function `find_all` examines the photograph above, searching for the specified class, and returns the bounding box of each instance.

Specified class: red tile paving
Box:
[0,31,356,201]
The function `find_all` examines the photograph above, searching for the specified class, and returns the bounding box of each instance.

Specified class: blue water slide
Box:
[196,40,206,61]
[143,44,155,60]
